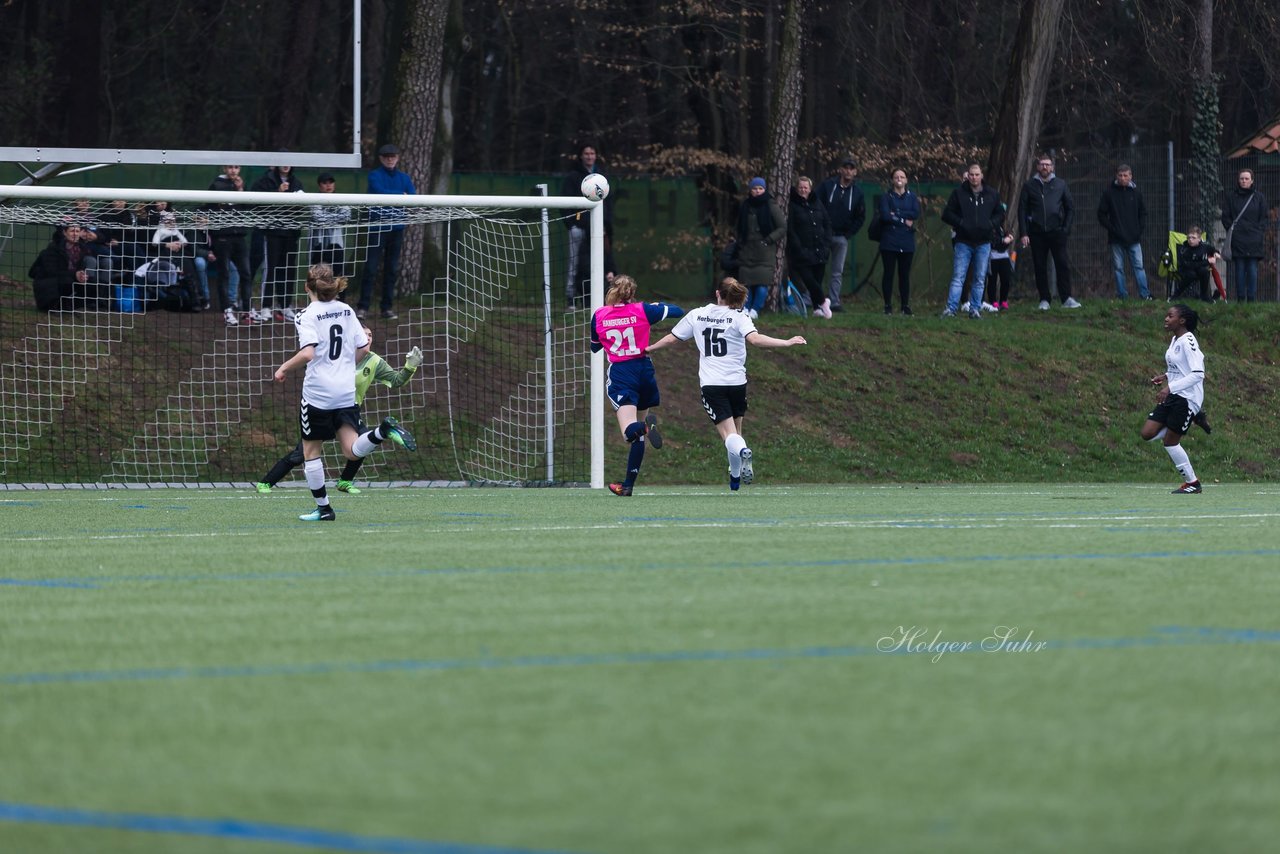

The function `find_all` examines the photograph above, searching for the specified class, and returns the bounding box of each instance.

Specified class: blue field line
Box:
[0,578,98,589]
[7,546,1280,592]
[0,801,583,854]
[3,627,1278,688]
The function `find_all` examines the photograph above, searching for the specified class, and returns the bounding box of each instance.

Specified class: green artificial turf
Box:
[2,484,1278,853]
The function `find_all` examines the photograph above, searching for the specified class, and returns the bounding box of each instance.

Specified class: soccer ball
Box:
[581,173,610,202]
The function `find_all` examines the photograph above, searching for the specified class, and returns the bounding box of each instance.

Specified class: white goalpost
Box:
[0,184,606,489]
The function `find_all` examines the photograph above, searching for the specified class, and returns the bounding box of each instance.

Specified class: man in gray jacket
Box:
[817,155,865,312]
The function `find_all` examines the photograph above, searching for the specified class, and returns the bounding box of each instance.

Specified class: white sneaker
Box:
[959,303,970,313]
[748,309,759,320]
[1038,300,1051,311]
[820,298,832,319]
[281,307,296,322]
[223,307,239,326]
[1063,297,1082,309]
[981,301,998,312]
[254,308,274,322]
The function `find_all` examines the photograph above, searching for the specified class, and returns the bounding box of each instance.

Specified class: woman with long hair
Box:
[589,274,684,495]
[274,264,413,520]
[876,168,921,315]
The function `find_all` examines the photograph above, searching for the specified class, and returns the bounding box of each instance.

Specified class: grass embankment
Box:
[623,299,1280,485]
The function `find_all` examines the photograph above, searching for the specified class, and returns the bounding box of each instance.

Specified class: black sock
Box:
[623,438,645,488]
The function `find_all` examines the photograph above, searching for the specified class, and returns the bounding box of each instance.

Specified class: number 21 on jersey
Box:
[605,326,640,357]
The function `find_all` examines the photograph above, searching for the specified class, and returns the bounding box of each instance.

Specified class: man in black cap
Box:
[817,155,865,312]
[358,143,416,319]
[310,172,353,278]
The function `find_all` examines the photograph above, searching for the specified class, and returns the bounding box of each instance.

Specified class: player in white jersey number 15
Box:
[646,277,806,491]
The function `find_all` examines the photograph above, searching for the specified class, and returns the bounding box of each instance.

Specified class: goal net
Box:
[0,184,606,488]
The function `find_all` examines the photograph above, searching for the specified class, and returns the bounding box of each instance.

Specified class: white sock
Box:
[303,457,330,504]
[725,433,747,476]
[1164,443,1197,483]
[352,432,377,458]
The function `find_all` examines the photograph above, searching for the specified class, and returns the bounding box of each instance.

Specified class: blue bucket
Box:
[114,285,144,313]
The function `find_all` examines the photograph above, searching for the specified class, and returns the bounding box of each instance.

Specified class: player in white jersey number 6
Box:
[646,277,806,491]
[273,264,408,521]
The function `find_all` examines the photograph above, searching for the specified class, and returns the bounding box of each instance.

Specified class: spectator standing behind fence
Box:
[561,143,616,308]
[1020,154,1081,310]
[1097,164,1152,300]
[1219,167,1268,303]
[358,143,415,320]
[817,155,866,313]
[251,164,304,322]
[310,172,352,278]
[877,168,921,316]
[206,166,248,326]
[786,176,832,319]
[941,164,1003,319]
[736,177,786,319]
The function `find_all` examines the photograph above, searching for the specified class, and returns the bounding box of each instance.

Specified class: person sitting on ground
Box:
[1174,226,1220,303]
[29,223,110,311]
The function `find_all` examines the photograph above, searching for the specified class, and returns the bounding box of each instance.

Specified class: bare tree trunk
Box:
[1192,0,1213,79]
[765,0,806,297]
[987,0,1067,232]
[390,0,449,293]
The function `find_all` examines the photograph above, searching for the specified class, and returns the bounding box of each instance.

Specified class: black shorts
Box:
[1148,394,1193,435]
[300,400,362,441]
[700,384,748,424]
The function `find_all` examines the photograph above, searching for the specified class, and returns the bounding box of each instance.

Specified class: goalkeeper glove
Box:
[405,345,423,370]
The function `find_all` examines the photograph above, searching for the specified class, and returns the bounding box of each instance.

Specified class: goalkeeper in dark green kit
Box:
[256,325,422,494]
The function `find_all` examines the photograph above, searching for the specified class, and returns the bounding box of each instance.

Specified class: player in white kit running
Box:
[646,277,806,490]
[1140,304,1206,494]
[274,264,406,520]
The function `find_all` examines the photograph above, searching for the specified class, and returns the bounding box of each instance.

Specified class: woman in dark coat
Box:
[1219,167,1269,302]
[876,168,922,315]
[786,176,832,318]
[735,177,786,318]
[29,224,107,311]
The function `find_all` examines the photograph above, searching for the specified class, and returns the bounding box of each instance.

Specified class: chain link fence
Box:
[1049,145,1277,302]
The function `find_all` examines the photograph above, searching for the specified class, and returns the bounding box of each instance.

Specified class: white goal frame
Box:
[0,184,606,489]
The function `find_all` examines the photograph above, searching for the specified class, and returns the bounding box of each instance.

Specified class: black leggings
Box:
[880,250,913,309]
[987,256,1013,303]
[1029,230,1072,302]
[792,260,826,308]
